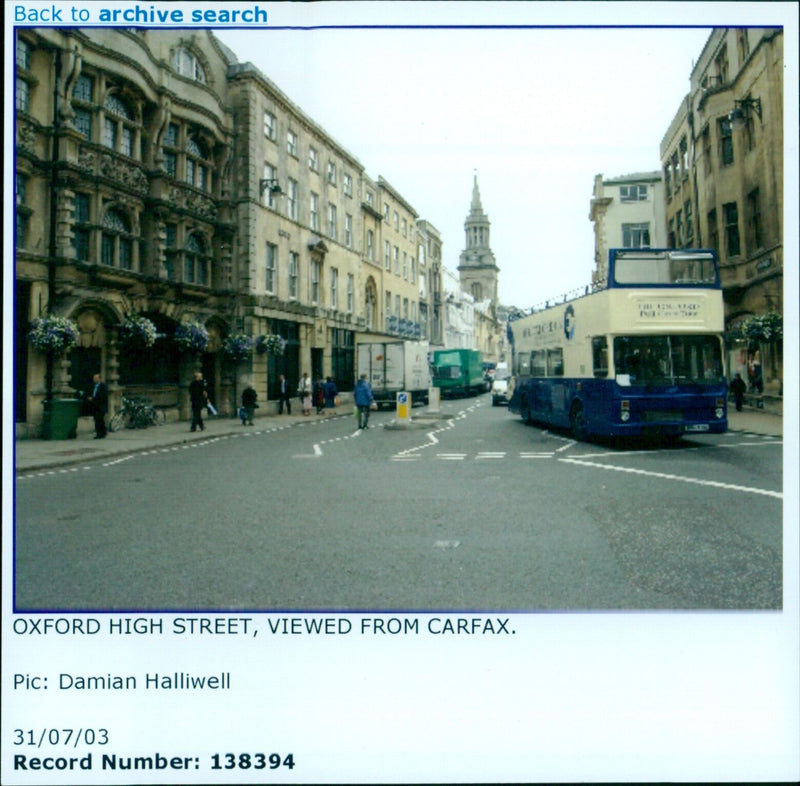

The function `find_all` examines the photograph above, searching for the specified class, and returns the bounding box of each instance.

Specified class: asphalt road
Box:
[15,395,783,611]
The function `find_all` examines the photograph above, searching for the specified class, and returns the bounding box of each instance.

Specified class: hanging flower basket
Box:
[174,321,210,353]
[221,333,254,363]
[255,334,287,356]
[740,312,782,345]
[119,315,159,349]
[27,315,79,355]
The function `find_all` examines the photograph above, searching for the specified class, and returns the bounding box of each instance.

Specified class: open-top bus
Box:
[507,248,728,440]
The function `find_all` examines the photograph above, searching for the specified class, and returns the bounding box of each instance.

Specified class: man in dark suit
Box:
[278,374,292,415]
[89,372,108,439]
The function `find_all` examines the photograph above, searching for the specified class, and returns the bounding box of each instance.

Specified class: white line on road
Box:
[568,439,782,460]
[433,540,461,549]
[558,457,782,499]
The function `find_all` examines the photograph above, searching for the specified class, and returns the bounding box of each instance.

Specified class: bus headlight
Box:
[620,400,630,422]
[715,398,725,419]
[620,410,631,422]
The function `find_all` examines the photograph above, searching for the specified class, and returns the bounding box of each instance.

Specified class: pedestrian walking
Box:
[313,378,325,415]
[323,377,338,411]
[297,372,312,415]
[189,371,208,431]
[278,374,292,414]
[751,357,763,394]
[241,381,257,425]
[88,372,108,439]
[730,371,746,412]
[353,373,375,429]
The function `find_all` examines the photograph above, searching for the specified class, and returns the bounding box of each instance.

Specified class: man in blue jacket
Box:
[353,374,374,429]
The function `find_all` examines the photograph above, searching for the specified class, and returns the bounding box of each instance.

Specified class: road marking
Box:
[476,452,505,460]
[437,453,466,460]
[569,439,782,460]
[520,452,553,458]
[433,540,460,549]
[558,457,782,499]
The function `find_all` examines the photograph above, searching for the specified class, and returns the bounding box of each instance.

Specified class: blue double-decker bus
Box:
[507,249,728,440]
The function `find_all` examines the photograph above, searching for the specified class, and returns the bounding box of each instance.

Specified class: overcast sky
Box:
[216,10,731,308]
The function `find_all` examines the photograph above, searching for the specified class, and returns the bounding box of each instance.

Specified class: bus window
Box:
[592,336,608,378]
[531,350,547,378]
[613,250,717,286]
[515,353,529,376]
[614,335,724,385]
[613,336,671,385]
[670,335,724,383]
[547,348,564,377]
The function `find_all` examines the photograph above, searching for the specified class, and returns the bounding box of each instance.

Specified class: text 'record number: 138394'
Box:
[211,753,295,770]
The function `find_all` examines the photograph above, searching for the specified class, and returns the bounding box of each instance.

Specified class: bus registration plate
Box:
[685,423,710,432]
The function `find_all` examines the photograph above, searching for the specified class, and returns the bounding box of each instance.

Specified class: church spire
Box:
[458,171,499,308]
[470,171,484,215]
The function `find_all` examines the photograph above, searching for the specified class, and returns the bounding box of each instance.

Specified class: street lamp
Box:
[259,178,283,197]
[728,97,762,129]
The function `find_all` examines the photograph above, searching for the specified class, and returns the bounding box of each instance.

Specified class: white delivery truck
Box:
[356,340,431,409]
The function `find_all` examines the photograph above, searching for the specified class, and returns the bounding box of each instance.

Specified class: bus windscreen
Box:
[613,334,724,386]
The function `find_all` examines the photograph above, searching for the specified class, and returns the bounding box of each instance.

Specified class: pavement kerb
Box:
[14,411,351,474]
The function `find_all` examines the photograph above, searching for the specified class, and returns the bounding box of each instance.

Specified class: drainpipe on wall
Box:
[45,47,62,408]
[687,96,703,248]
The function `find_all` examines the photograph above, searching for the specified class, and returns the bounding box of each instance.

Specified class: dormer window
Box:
[172,46,206,83]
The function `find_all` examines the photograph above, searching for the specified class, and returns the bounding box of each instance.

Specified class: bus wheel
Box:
[570,402,588,441]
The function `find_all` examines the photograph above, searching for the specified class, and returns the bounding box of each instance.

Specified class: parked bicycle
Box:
[108,397,166,431]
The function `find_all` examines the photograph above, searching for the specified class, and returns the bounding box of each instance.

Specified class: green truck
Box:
[431,349,486,398]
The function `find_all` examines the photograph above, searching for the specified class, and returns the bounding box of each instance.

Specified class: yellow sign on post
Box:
[396,391,410,423]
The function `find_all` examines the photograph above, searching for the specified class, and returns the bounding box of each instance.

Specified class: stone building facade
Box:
[15,28,444,433]
[15,28,238,433]
[589,171,667,286]
[660,27,783,389]
[226,60,368,402]
[416,220,444,348]
[375,177,423,341]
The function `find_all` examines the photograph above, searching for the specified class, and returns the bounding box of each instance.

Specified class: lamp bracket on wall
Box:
[259,179,283,196]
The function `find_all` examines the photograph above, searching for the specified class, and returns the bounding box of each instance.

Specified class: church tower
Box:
[458,173,499,309]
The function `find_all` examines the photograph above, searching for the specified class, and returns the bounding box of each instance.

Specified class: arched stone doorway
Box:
[117,311,182,413]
